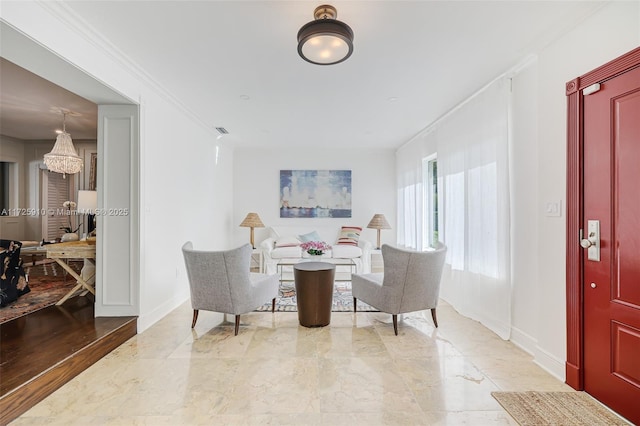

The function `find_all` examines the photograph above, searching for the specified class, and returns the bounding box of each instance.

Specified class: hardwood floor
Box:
[0,296,136,425]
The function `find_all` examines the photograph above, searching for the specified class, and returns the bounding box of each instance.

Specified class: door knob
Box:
[580,237,594,248]
[580,231,597,248]
[590,283,596,289]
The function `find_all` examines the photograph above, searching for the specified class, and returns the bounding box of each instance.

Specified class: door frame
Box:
[565,46,640,390]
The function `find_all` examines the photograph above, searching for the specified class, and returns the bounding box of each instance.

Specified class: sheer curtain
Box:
[396,77,512,339]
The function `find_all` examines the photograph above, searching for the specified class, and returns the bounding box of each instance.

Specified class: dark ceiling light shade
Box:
[297,5,354,65]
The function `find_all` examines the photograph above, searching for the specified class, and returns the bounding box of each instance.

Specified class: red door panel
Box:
[583,65,640,424]
[611,321,640,388]
[614,88,640,307]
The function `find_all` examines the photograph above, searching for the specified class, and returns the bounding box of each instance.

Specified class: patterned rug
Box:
[256,281,377,312]
[491,391,631,425]
[0,260,83,324]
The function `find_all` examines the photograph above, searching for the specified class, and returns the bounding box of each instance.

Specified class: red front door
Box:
[582,65,640,424]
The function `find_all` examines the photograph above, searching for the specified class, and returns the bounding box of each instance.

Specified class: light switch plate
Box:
[545,201,562,217]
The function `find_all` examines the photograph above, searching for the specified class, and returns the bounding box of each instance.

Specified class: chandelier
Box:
[43,111,83,178]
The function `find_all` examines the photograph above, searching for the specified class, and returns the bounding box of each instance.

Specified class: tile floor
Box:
[13,300,572,425]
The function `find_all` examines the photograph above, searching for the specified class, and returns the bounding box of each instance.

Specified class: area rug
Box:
[0,260,83,324]
[255,281,377,312]
[491,391,631,426]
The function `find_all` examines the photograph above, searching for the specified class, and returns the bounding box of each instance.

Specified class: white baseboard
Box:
[532,345,566,382]
[137,290,189,332]
[510,325,566,382]
[510,326,538,355]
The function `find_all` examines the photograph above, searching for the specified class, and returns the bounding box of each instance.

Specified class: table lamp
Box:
[367,213,391,249]
[77,190,97,236]
[239,212,265,249]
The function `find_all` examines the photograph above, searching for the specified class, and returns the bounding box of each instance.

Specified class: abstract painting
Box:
[280,170,352,218]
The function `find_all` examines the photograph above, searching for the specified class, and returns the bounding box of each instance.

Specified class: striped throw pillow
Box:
[336,226,362,246]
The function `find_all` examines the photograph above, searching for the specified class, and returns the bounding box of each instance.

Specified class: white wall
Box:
[1,2,235,331]
[510,1,640,378]
[137,93,235,328]
[233,147,396,248]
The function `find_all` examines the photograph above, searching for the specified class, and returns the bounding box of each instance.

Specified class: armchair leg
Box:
[191,310,199,328]
[353,297,357,313]
[272,298,276,313]
[392,314,398,336]
[234,314,241,336]
[431,308,438,328]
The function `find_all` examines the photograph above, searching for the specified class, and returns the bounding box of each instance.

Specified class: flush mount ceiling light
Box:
[43,110,83,178]
[297,4,354,65]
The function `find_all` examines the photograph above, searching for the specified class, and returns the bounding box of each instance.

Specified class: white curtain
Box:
[396,77,512,339]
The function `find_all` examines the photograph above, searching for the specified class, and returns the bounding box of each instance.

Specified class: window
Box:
[422,155,439,249]
[42,170,72,240]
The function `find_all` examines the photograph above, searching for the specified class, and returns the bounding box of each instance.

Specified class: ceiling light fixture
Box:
[297,4,354,65]
[43,110,83,178]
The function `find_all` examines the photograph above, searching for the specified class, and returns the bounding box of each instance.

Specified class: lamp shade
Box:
[367,214,391,250]
[297,5,354,65]
[367,214,391,230]
[239,213,265,228]
[240,212,264,249]
[77,190,97,214]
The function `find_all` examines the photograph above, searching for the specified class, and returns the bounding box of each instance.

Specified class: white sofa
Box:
[259,226,372,275]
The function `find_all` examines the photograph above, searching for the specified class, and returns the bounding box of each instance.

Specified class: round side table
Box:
[294,261,335,327]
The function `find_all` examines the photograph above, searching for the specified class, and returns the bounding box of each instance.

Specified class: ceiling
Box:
[1,1,605,149]
[0,57,98,141]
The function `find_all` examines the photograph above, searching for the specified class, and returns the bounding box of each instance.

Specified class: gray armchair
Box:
[352,243,447,335]
[182,242,279,335]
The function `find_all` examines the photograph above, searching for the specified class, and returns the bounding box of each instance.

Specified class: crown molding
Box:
[34,1,217,137]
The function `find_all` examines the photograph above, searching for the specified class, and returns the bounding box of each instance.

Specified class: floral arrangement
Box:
[300,240,331,256]
[61,200,81,234]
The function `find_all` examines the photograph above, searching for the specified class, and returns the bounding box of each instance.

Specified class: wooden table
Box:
[20,246,48,266]
[46,241,96,306]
